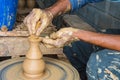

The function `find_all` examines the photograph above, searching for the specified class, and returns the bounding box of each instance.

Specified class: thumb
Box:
[42,38,55,45]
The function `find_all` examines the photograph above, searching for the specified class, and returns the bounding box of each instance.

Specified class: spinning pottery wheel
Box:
[0,57,80,80]
[0,35,80,80]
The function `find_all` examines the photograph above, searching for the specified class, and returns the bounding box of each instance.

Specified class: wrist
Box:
[70,29,79,40]
[72,30,83,39]
[45,0,71,17]
[46,10,54,19]
[73,30,92,41]
[44,8,55,17]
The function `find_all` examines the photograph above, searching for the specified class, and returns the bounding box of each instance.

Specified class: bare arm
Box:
[45,0,71,17]
[73,30,120,51]
[24,0,71,36]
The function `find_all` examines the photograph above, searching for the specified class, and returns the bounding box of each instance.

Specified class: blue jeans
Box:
[63,29,120,80]
[87,49,120,80]
[63,41,120,80]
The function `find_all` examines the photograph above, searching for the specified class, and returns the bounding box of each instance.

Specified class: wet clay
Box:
[23,35,45,78]
[0,35,80,80]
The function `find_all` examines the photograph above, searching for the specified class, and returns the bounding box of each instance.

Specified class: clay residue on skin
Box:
[28,35,42,42]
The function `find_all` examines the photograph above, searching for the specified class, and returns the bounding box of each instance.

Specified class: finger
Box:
[31,10,43,34]
[28,12,37,34]
[26,14,34,35]
[42,38,66,48]
[24,16,33,34]
[36,18,49,36]
[55,29,65,38]
[24,11,35,34]
[50,32,58,39]
[50,29,65,39]
[42,38,55,45]
[23,16,27,25]
[54,38,67,47]
[24,10,34,24]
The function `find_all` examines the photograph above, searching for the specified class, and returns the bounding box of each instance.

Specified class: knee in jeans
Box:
[87,53,97,66]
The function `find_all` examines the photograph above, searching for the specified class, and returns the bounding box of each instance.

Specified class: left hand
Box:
[24,9,53,36]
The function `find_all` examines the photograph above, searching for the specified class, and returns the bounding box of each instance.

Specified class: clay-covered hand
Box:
[42,27,79,48]
[24,8,53,36]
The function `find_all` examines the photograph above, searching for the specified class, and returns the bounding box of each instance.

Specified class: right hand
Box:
[24,9,53,36]
[42,27,79,48]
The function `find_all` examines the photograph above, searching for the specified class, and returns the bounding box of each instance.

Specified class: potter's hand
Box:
[42,27,79,48]
[24,9,53,36]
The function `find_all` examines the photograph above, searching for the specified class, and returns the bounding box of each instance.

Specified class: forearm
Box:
[73,30,120,51]
[44,0,103,17]
[45,0,71,17]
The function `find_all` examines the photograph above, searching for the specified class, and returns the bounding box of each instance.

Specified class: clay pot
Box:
[23,35,45,78]
[18,0,25,9]
[27,0,35,9]
[23,59,45,78]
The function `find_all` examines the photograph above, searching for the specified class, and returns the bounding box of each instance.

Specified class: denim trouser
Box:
[63,29,120,80]
[63,41,120,80]
[87,49,120,80]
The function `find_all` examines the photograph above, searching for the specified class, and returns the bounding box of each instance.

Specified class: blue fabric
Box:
[87,49,120,80]
[0,0,18,30]
[69,0,103,11]
[63,29,120,80]
[63,42,120,80]
[63,41,95,80]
